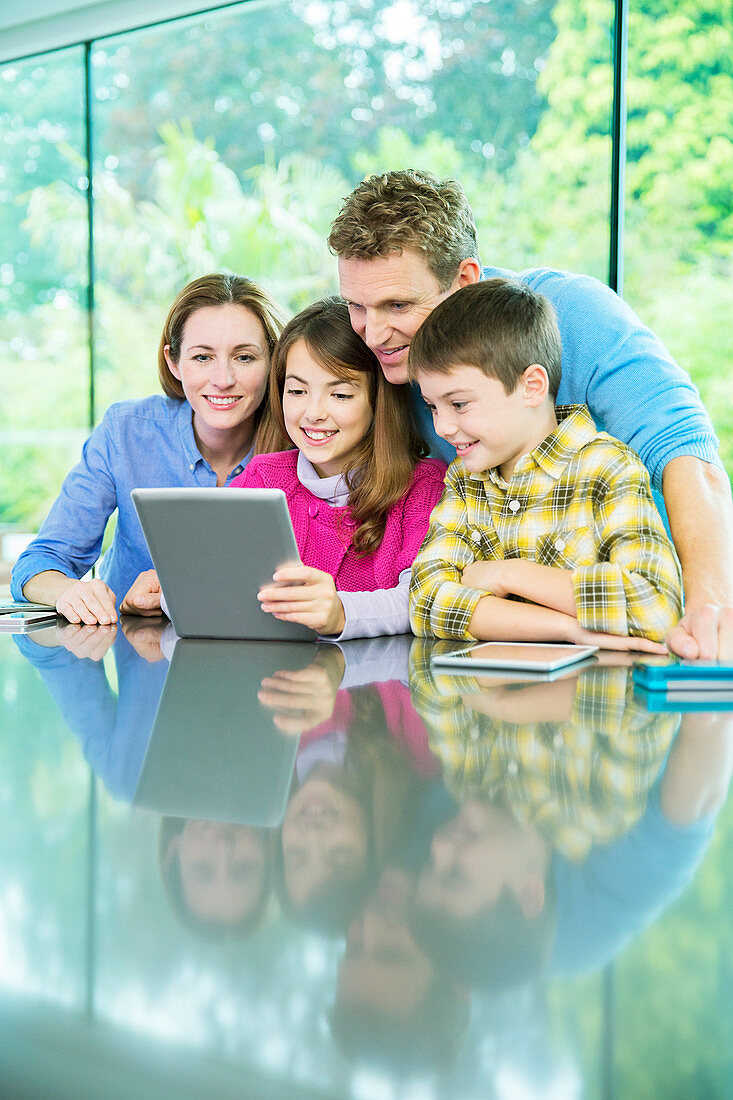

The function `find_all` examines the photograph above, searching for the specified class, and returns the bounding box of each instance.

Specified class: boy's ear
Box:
[521,363,550,407]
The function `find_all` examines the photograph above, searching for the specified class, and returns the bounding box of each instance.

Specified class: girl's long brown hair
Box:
[257,298,427,555]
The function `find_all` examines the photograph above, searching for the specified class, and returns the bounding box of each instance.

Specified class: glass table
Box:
[1,619,730,1099]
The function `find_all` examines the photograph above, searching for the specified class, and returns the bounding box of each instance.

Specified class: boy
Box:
[408,279,683,644]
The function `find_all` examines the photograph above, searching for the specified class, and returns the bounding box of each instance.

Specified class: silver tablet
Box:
[131,487,315,641]
[430,641,598,672]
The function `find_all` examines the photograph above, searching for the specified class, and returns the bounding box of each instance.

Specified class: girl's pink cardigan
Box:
[231,450,446,591]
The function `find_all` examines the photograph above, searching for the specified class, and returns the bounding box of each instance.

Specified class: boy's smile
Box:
[417,363,557,481]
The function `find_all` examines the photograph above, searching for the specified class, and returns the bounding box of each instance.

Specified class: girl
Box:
[231,298,447,638]
[12,274,283,625]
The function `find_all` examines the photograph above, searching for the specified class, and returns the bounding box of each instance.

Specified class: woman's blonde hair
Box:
[157,274,285,439]
[257,298,426,555]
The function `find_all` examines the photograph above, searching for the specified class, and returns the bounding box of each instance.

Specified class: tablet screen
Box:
[431,642,598,672]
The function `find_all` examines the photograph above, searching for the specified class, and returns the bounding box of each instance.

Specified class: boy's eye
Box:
[452,401,467,410]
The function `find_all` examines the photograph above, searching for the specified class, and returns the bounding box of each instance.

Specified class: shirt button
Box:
[508,499,521,513]
[233,465,242,476]
[470,727,480,741]
[553,733,564,749]
[471,528,482,542]
[308,502,319,518]
[189,463,195,472]
[507,760,519,775]
[554,538,566,552]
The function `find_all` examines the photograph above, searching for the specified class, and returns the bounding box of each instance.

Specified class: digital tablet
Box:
[430,641,598,672]
[632,657,733,692]
[131,487,314,641]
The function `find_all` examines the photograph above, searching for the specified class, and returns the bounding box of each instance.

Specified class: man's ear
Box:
[517,871,546,920]
[521,363,550,407]
[164,345,182,381]
[455,258,482,288]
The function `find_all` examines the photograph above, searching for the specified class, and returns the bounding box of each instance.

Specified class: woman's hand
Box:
[120,570,163,616]
[57,578,118,625]
[258,565,346,635]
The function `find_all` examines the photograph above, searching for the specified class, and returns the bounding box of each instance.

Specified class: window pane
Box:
[0,48,88,564]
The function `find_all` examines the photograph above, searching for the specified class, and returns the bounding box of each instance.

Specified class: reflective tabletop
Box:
[1,620,731,1099]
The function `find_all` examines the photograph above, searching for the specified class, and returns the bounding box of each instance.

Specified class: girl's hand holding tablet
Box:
[258,565,346,635]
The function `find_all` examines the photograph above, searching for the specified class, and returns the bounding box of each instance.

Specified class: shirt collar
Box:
[176,400,204,471]
[473,404,597,487]
[176,401,256,480]
[297,451,351,505]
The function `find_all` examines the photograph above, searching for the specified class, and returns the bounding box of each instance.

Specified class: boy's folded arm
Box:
[571,464,684,642]
[464,559,578,617]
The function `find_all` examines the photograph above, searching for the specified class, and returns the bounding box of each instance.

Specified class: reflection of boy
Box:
[408,279,683,644]
[409,644,678,861]
[410,715,727,989]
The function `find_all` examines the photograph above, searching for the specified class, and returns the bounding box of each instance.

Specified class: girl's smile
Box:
[282,339,373,478]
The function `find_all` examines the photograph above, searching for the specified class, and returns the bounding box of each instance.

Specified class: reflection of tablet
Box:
[132,487,314,641]
[431,641,598,672]
[134,638,319,825]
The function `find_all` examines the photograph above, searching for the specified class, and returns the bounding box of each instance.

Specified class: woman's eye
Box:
[236,354,255,363]
[192,353,211,362]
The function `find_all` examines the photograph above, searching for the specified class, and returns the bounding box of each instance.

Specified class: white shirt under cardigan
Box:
[159,454,413,640]
[295,453,412,640]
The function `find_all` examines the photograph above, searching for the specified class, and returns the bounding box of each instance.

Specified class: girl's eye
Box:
[333,392,353,401]
[452,401,467,410]
[285,387,305,396]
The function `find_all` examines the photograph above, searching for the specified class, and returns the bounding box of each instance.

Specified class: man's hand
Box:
[258,565,346,635]
[120,570,163,616]
[666,604,733,661]
[57,578,117,625]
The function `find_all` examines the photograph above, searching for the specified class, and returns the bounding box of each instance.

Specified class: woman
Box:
[11,274,283,625]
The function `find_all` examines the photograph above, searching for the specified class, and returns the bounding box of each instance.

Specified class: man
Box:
[328,169,733,659]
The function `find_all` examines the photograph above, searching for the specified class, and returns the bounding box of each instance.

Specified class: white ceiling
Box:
[0,0,242,63]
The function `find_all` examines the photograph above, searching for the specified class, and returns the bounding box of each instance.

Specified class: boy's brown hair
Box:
[408,278,563,398]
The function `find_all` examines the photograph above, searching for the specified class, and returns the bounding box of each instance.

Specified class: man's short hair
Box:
[407,278,563,398]
[328,169,480,291]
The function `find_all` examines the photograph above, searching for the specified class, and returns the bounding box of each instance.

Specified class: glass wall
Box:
[1,0,729,555]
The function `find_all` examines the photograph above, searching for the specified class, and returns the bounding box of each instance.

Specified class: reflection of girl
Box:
[12,274,283,625]
[276,684,433,932]
[234,298,447,638]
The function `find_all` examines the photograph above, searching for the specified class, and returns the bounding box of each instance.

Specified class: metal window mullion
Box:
[609,0,629,295]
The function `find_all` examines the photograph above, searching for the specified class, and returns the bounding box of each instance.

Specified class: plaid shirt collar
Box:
[474,403,598,489]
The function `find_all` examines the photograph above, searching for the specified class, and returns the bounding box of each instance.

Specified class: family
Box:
[12,170,733,657]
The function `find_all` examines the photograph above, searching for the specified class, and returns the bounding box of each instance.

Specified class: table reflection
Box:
[2,625,731,1097]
